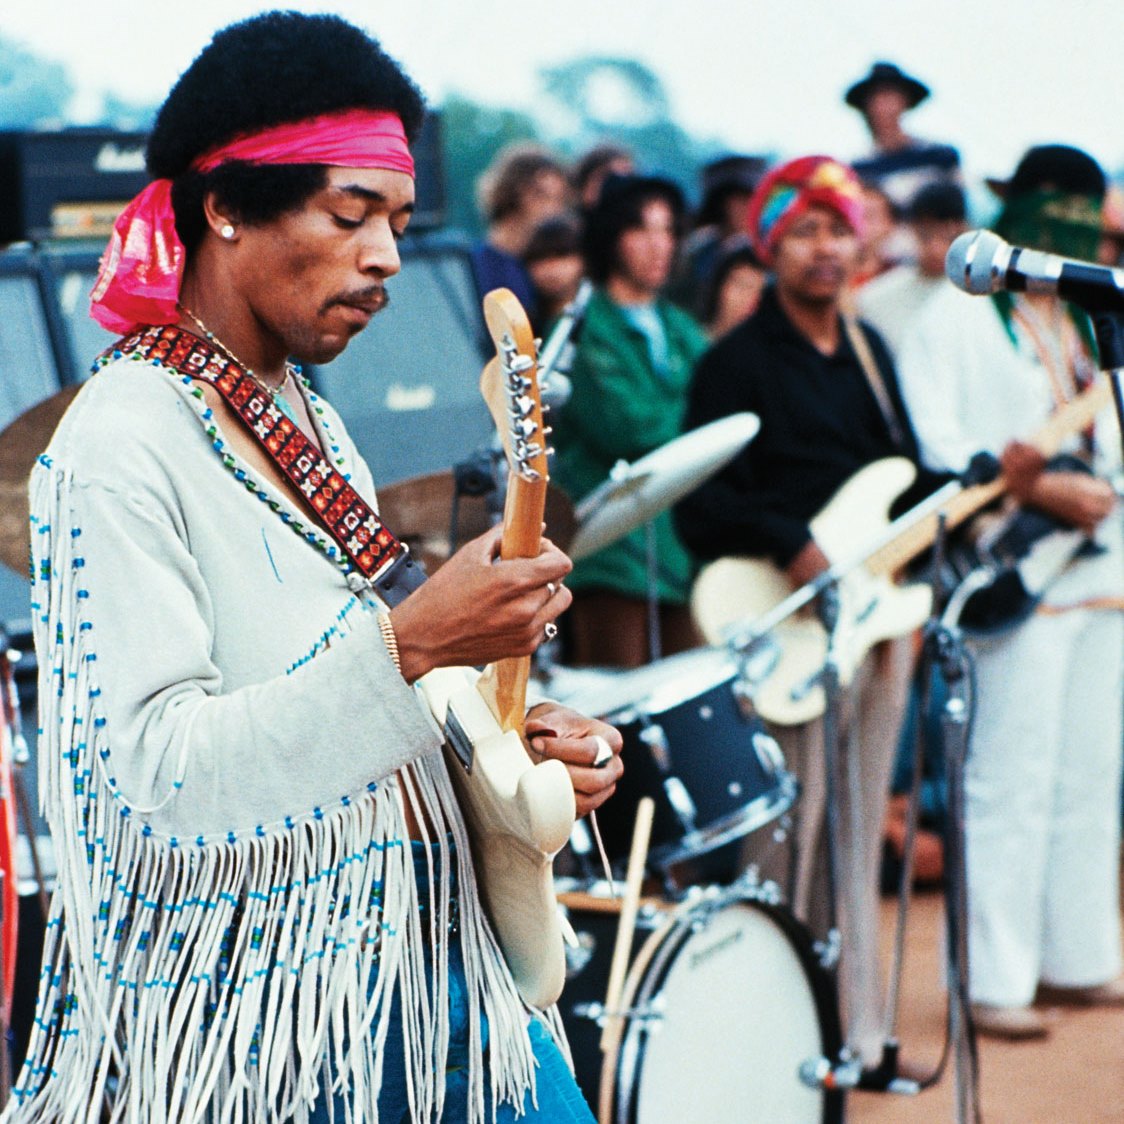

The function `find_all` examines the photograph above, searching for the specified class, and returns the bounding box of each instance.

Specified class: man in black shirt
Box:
[677,155,940,1078]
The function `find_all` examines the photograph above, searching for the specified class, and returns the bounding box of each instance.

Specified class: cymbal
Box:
[568,412,760,562]
[0,385,80,574]
[376,469,576,575]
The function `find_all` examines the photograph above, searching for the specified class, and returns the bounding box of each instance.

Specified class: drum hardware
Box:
[636,722,697,837]
[732,632,781,697]
[570,997,666,1028]
[558,648,798,884]
[813,927,842,973]
[799,1050,863,1092]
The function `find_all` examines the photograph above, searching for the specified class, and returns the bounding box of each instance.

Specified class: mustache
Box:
[323,284,390,315]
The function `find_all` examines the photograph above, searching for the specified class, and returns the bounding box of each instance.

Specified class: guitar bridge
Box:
[444,704,475,775]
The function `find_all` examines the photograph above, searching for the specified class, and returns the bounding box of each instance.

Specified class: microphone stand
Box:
[1091,312,1124,464]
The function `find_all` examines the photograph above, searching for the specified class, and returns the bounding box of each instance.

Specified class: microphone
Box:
[945,229,1124,313]
[536,279,594,410]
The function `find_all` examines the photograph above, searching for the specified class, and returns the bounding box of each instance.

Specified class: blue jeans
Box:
[308,843,593,1122]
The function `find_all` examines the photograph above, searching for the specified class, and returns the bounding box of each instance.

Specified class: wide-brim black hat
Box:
[845,61,929,110]
[985,143,1106,199]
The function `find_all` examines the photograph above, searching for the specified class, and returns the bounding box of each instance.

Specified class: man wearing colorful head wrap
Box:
[10,12,621,1122]
[676,154,946,1078]
[896,144,1123,1041]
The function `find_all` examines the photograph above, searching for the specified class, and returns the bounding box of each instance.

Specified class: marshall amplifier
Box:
[0,115,445,244]
[0,129,150,243]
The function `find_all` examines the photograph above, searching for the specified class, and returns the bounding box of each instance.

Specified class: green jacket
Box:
[552,289,709,603]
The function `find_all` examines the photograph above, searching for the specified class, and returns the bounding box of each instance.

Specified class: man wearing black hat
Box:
[846,61,961,217]
[896,144,1123,1042]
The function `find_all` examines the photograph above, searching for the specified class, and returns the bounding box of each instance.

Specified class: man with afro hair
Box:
[10,11,617,1122]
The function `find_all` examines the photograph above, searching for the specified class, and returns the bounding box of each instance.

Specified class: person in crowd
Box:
[8,12,623,1120]
[571,141,635,212]
[896,143,1123,1042]
[858,180,969,356]
[851,180,902,288]
[670,153,767,315]
[676,154,947,1077]
[1097,183,1124,267]
[553,173,708,667]
[846,60,961,270]
[698,239,768,340]
[470,142,571,325]
[522,212,585,328]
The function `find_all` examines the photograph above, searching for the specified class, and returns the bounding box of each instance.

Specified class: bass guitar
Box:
[692,376,1112,726]
[418,289,575,1009]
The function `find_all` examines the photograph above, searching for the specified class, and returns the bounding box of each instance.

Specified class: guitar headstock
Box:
[480,288,550,486]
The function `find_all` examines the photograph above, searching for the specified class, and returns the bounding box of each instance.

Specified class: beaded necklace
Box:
[178,303,302,426]
[93,325,426,606]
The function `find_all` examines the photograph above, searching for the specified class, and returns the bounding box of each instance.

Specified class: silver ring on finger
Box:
[592,735,613,768]
[543,621,559,643]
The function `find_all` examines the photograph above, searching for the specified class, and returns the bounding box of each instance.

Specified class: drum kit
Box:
[544,649,844,1124]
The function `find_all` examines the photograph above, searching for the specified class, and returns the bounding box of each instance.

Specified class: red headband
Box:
[90,109,415,334]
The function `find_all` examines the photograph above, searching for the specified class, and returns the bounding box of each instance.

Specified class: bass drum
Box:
[559,884,844,1124]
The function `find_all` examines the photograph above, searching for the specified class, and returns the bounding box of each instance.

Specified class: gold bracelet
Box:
[377,613,401,673]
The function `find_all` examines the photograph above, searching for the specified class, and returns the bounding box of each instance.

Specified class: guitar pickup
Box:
[444,704,475,775]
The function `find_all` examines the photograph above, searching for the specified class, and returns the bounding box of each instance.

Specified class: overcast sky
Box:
[2,0,1121,187]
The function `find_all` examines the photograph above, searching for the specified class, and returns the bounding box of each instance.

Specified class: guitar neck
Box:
[477,474,547,733]
[868,377,1110,577]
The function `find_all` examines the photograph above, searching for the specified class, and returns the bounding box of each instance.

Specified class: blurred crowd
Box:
[464,58,1124,1066]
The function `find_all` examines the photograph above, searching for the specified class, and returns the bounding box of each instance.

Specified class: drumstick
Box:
[599,796,654,1055]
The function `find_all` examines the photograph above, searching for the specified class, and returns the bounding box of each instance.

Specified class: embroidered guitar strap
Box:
[109,324,426,605]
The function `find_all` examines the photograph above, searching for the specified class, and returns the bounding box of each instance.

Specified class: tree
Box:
[439,93,542,237]
[537,55,723,195]
[0,35,72,128]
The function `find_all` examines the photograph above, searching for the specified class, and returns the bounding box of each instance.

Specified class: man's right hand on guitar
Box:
[388,525,572,683]
[1023,470,1117,536]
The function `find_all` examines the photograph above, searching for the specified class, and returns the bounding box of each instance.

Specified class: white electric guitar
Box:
[418,289,575,1009]
[692,377,1112,726]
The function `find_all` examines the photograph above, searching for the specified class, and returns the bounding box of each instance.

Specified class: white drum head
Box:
[553,646,739,722]
[619,900,828,1123]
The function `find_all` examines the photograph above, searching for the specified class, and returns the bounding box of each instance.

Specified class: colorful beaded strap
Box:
[109,324,426,605]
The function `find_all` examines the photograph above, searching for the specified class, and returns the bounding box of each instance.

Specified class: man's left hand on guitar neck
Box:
[525,704,624,818]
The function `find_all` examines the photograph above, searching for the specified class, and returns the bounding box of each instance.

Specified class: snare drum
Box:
[563,648,796,874]
[558,882,844,1123]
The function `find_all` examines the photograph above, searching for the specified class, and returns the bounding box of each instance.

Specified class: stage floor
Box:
[851,883,1124,1124]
